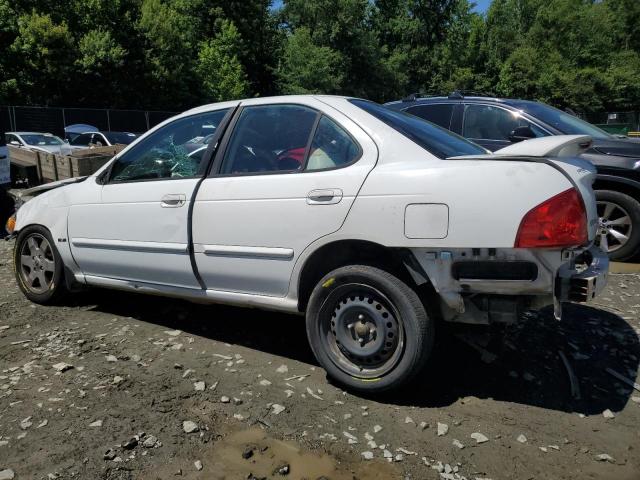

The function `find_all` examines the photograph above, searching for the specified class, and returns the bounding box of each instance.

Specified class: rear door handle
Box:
[161,194,186,208]
[307,189,343,205]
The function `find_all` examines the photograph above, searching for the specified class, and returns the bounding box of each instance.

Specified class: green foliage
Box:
[278,27,344,94]
[0,0,638,114]
[9,11,74,105]
[77,29,126,72]
[197,20,250,102]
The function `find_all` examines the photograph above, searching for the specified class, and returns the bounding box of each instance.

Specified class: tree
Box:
[9,11,74,105]
[138,0,204,109]
[277,27,344,94]
[197,20,250,102]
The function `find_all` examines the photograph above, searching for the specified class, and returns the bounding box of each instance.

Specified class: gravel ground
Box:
[0,238,639,480]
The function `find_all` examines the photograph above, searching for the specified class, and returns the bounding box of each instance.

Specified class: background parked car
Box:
[64,124,99,142]
[69,131,137,148]
[386,93,640,261]
[5,131,77,156]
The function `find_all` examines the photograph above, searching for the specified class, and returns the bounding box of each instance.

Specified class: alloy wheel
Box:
[597,201,633,253]
[19,234,56,294]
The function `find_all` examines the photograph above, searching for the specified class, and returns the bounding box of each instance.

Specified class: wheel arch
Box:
[593,175,640,202]
[296,239,432,312]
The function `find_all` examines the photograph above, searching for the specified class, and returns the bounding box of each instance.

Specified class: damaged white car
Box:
[6,96,608,392]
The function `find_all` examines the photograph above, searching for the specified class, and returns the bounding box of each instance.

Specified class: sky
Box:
[473,0,492,13]
[271,1,493,14]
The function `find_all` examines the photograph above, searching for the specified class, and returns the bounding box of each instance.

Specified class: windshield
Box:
[21,134,64,146]
[350,99,487,158]
[104,132,138,144]
[517,102,612,140]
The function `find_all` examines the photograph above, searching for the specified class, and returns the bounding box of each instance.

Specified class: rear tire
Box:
[596,190,640,262]
[306,265,434,393]
[14,225,67,304]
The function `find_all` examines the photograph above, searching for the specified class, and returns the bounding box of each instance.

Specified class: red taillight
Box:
[515,188,588,248]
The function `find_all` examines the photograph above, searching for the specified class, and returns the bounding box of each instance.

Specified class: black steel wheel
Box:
[322,284,405,379]
[306,265,434,393]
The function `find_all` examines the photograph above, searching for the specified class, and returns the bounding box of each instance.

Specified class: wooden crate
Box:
[7,145,39,168]
[54,154,74,180]
[72,144,125,158]
[39,153,59,183]
[55,154,113,179]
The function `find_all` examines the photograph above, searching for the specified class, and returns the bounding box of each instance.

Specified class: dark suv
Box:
[386,93,640,261]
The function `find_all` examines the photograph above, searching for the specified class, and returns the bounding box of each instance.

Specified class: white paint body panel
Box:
[68,178,201,289]
[192,98,378,296]
[13,95,603,315]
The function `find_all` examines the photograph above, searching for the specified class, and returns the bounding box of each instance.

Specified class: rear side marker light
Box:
[515,188,587,248]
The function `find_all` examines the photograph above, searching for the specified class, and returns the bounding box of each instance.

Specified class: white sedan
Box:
[7,95,608,392]
[5,131,77,155]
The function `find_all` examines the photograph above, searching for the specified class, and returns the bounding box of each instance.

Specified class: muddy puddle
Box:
[143,427,399,479]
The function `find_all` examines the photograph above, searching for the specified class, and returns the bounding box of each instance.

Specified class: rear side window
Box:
[405,104,454,130]
[221,104,318,175]
[350,99,486,158]
[306,116,360,171]
[463,104,547,140]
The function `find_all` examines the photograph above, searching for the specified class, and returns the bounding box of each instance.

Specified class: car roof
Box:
[185,95,353,116]
[385,95,541,109]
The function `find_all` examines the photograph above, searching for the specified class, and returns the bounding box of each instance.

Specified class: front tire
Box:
[14,225,66,304]
[306,265,434,393]
[596,190,640,262]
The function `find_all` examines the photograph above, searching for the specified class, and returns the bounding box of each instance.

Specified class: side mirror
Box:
[508,126,536,143]
[9,141,20,146]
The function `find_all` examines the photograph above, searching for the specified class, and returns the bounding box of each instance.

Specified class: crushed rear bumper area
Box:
[557,245,609,303]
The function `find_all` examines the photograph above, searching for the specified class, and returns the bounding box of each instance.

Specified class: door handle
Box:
[161,194,186,208]
[307,189,343,205]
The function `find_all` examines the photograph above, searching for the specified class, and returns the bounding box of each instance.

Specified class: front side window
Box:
[351,99,486,158]
[70,133,92,146]
[306,116,360,171]
[221,104,318,175]
[109,109,229,183]
[405,104,454,130]
[463,104,547,141]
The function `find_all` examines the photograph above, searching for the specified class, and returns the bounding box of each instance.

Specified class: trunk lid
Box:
[450,135,599,242]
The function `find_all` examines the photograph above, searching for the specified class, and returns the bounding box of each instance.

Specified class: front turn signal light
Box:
[5,214,16,235]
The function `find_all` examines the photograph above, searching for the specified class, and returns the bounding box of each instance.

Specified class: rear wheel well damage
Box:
[296,240,436,313]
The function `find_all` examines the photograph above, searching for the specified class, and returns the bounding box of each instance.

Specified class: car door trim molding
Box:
[200,244,295,260]
[71,237,188,254]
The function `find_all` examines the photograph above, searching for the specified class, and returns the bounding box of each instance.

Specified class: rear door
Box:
[192,98,377,297]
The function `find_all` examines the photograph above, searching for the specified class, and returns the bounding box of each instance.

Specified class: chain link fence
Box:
[1,106,178,145]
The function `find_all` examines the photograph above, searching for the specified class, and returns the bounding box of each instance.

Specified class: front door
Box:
[68,107,233,288]
[192,100,377,297]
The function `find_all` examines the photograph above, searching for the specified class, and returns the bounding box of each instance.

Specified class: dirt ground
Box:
[0,238,639,480]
